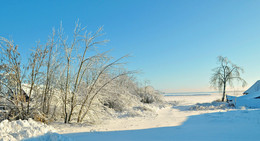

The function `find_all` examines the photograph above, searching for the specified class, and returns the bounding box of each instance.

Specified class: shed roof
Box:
[244,80,260,94]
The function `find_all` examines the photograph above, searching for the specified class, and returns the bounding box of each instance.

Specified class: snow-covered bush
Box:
[137,86,163,104]
[68,75,164,124]
[189,101,232,111]
[139,92,163,104]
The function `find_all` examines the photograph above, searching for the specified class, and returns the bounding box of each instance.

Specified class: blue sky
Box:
[1,0,260,92]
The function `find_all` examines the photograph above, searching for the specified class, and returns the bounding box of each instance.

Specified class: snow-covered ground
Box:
[53,93,226,134]
[1,92,260,141]
[0,118,63,141]
[61,93,260,141]
[64,109,260,141]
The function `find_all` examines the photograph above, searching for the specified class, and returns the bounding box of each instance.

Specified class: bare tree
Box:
[41,29,60,116]
[58,21,135,123]
[0,22,143,123]
[26,41,50,115]
[76,56,134,123]
[67,26,108,123]
[210,56,246,102]
[0,37,26,119]
[58,22,80,123]
[58,21,110,123]
[0,31,60,121]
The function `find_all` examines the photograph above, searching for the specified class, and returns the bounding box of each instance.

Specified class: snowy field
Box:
[1,92,260,141]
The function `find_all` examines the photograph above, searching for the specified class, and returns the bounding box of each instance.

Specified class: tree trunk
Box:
[27,81,34,114]
[222,82,226,102]
[64,59,70,123]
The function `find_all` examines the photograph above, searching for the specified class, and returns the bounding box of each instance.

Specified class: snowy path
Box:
[24,94,260,141]
[62,94,260,141]
[64,109,260,141]
[56,94,225,133]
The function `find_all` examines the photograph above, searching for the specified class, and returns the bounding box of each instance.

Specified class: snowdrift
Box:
[0,119,68,141]
[230,92,260,108]
[228,80,260,108]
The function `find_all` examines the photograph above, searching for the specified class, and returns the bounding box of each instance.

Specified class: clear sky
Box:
[1,0,260,92]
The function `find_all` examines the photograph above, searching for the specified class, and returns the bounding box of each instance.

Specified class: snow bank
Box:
[234,91,260,108]
[0,118,68,141]
[25,132,70,141]
[230,80,260,108]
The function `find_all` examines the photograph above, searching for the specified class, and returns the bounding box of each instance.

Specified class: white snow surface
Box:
[0,118,69,141]
[228,81,260,108]
[234,91,260,108]
[61,93,260,141]
[2,92,260,141]
[53,94,225,133]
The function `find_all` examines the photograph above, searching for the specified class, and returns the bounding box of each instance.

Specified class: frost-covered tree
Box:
[0,21,163,123]
[0,37,27,120]
[210,56,246,102]
[57,21,136,123]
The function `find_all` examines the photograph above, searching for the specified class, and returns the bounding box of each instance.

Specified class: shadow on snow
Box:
[59,109,260,141]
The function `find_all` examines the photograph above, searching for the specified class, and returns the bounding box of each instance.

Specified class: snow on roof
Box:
[243,80,260,94]
[235,91,260,108]
[235,80,260,108]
